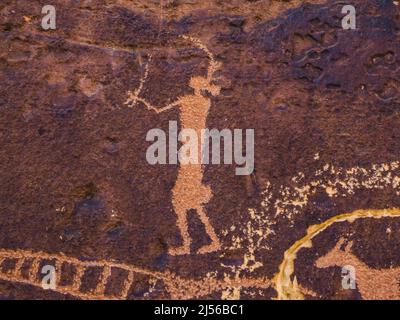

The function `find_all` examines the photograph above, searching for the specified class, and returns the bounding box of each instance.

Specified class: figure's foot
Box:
[168,245,190,256]
[197,242,221,255]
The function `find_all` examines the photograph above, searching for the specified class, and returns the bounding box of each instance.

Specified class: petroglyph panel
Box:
[1,0,400,299]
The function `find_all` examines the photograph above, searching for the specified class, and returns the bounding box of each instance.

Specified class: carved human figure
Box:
[125,36,222,255]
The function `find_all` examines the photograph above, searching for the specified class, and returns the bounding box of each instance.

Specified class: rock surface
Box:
[1,0,400,299]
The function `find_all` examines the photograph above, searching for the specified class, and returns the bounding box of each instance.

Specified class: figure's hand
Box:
[124,90,140,108]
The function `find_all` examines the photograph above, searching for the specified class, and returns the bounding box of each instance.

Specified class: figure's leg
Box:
[168,207,191,256]
[196,206,221,254]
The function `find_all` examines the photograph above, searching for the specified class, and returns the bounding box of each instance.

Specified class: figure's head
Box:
[190,76,221,96]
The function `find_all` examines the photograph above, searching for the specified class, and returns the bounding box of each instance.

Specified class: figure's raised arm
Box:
[125,91,180,114]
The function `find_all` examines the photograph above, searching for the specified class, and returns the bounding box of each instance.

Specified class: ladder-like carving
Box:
[0,248,163,300]
[0,248,271,300]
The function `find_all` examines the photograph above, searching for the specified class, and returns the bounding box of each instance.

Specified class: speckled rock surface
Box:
[1,0,400,299]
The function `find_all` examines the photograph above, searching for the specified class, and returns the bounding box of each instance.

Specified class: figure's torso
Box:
[179,94,210,132]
